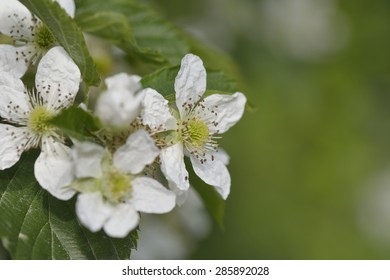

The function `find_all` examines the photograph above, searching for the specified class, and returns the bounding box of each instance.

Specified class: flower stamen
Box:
[179,106,220,163]
[183,118,209,149]
[102,169,133,204]
[34,23,56,50]
[27,105,54,135]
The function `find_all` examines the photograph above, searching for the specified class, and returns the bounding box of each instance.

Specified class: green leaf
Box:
[0,150,137,259]
[49,106,101,141]
[141,66,239,102]
[206,70,239,94]
[19,0,100,87]
[75,11,136,48]
[141,66,180,100]
[186,35,243,83]
[0,240,10,260]
[75,0,189,67]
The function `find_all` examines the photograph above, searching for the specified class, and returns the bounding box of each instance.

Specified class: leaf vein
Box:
[12,187,41,257]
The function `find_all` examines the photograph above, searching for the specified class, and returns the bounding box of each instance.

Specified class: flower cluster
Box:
[0,1,246,238]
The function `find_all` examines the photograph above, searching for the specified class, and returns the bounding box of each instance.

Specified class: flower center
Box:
[183,118,209,149]
[28,106,54,135]
[96,124,136,154]
[35,24,56,50]
[102,170,133,203]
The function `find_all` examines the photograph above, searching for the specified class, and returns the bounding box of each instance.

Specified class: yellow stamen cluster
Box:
[102,169,133,203]
[27,106,54,135]
[184,118,209,149]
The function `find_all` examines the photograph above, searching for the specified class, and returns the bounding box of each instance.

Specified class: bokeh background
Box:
[1,0,390,260]
[134,0,390,259]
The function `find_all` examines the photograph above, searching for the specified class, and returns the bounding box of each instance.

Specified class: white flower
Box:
[0,0,75,70]
[95,73,144,129]
[0,46,81,199]
[71,129,176,238]
[131,188,211,260]
[141,54,246,200]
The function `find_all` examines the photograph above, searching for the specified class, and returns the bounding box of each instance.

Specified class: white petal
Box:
[160,142,189,191]
[175,54,206,118]
[0,72,29,122]
[0,0,35,38]
[0,125,29,170]
[176,188,212,238]
[0,45,28,78]
[131,177,176,213]
[96,74,143,128]
[103,204,139,238]
[35,46,81,110]
[106,73,141,93]
[71,141,105,179]
[95,90,143,128]
[54,0,76,18]
[168,183,189,206]
[190,148,230,165]
[76,192,114,232]
[214,148,230,165]
[113,129,159,174]
[190,155,231,200]
[13,45,38,67]
[203,92,247,134]
[141,88,177,131]
[35,138,76,200]
[0,69,25,92]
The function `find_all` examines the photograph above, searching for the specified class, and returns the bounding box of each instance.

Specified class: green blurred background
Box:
[145,0,390,259]
[2,0,389,260]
